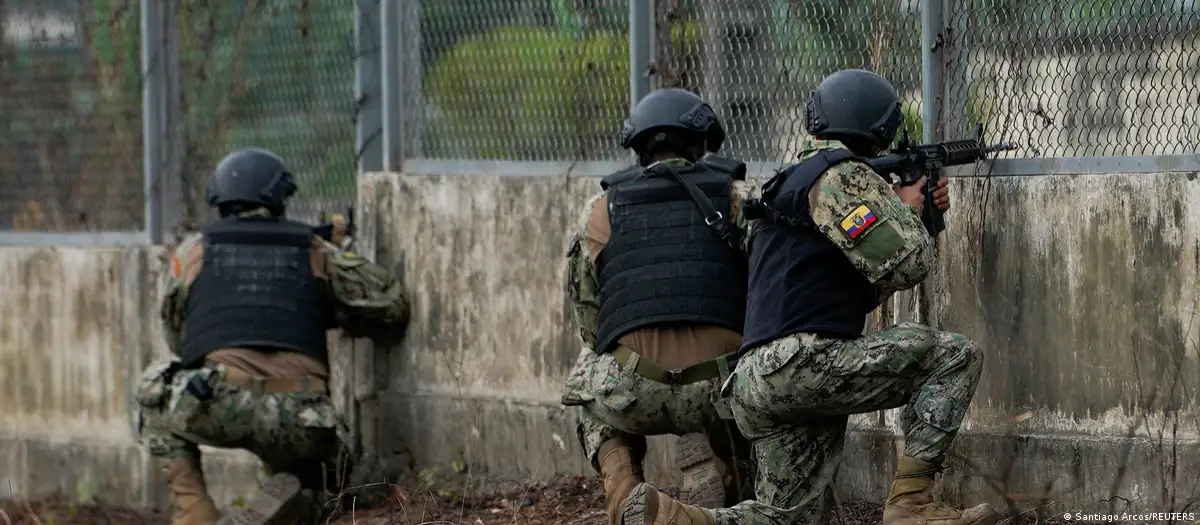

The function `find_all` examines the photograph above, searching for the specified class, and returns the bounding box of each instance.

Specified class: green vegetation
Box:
[421,16,713,160]
[175,0,358,210]
[423,26,629,160]
[419,1,926,161]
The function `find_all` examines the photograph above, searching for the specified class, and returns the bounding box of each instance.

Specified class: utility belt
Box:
[609,346,740,386]
[220,367,329,395]
[175,362,330,402]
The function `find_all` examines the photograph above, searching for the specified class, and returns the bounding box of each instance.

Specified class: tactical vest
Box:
[740,149,878,352]
[179,217,332,368]
[593,159,749,355]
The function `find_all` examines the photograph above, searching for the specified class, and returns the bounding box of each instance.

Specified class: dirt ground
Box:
[0,476,1112,524]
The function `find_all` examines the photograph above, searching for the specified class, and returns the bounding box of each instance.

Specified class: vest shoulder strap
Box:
[699,154,747,181]
[600,165,646,190]
[751,148,861,230]
[204,218,312,247]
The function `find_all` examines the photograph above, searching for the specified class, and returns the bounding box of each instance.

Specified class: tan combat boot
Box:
[599,438,646,525]
[882,456,1000,525]
[620,482,717,525]
[166,458,222,525]
[675,433,729,507]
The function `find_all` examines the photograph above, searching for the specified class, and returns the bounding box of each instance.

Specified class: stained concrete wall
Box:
[0,247,152,504]
[359,167,1199,514]
[1,165,1197,515]
[0,245,361,510]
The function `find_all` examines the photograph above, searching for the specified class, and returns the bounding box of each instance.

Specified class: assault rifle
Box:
[863,125,1017,237]
[312,206,356,250]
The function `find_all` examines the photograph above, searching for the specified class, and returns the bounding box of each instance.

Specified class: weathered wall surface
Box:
[2,166,1198,514]
[359,168,1199,513]
[0,246,266,508]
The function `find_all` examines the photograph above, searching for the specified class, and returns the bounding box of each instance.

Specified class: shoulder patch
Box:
[839,203,880,243]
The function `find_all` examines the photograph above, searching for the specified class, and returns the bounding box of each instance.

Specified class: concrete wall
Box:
[1,164,1197,515]
[358,166,1199,514]
[0,245,361,510]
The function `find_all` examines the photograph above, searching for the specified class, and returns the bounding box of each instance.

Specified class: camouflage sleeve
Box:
[809,160,934,291]
[564,193,604,349]
[159,234,203,356]
[730,179,762,255]
[324,239,411,340]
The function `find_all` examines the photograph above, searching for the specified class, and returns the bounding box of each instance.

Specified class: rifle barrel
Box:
[983,143,1020,152]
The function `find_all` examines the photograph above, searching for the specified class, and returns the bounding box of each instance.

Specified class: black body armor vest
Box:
[593,159,749,354]
[740,149,879,351]
[179,217,332,368]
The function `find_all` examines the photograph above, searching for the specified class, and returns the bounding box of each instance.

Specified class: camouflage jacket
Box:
[564,157,761,349]
[160,214,410,354]
[798,138,935,304]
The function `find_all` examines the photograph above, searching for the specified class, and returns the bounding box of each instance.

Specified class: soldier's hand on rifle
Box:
[933,177,951,211]
[894,176,926,216]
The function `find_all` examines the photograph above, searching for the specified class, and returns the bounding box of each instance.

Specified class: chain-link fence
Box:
[0,0,143,232]
[649,0,924,165]
[0,0,358,235]
[3,0,1198,237]
[171,0,358,229]
[419,1,630,162]
[414,0,1200,166]
[947,1,1200,158]
[415,1,903,165]
[413,0,921,166]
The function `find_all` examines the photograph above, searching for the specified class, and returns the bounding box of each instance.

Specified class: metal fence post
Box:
[141,0,164,243]
[163,0,183,244]
[629,0,654,111]
[355,0,383,173]
[915,0,947,326]
[921,0,944,144]
[141,0,182,245]
[380,0,404,172]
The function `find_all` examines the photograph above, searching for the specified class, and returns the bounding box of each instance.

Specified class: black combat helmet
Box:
[804,69,904,148]
[620,87,726,155]
[204,148,297,217]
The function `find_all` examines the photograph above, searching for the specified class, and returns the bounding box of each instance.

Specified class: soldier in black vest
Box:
[134,148,410,525]
[559,88,759,525]
[622,70,997,525]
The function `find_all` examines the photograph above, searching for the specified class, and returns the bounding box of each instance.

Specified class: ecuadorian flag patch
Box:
[839,204,878,241]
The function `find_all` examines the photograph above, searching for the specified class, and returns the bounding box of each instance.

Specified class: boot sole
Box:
[215,473,302,525]
[675,433,726,507]
[620,483,657,525]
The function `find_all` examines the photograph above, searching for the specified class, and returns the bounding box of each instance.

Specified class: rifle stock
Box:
[863,127,1017,236]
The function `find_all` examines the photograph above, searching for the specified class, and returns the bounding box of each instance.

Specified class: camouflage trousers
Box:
[134,358,345,512]
[561,348,753,499]
[706,322,984,525]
